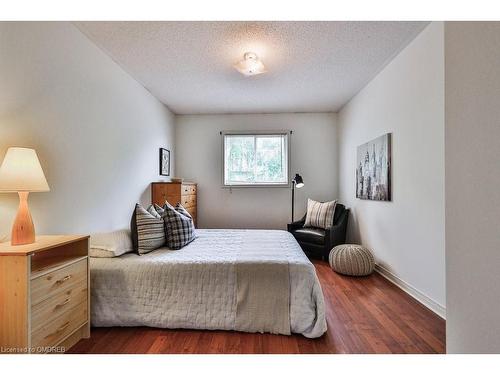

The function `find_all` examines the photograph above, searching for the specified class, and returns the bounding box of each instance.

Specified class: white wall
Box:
[445,22,500,353]
[337,22,446,313]
[0,22,175,239]
[175,113,337,229]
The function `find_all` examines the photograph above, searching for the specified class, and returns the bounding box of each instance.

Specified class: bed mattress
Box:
[90,229,327,338]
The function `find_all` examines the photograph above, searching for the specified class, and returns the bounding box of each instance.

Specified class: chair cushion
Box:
[304,198,337,229]
[293,227,326,245]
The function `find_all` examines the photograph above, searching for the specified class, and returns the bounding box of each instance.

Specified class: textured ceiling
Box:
[75,21,428,114]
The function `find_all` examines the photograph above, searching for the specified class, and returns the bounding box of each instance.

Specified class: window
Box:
[223,132,289,187]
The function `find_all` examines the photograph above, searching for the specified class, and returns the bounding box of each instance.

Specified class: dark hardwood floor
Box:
[69,260,445,354]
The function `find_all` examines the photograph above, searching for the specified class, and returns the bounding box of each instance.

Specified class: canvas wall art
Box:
[356,133,391,201]
[159,148,170,176]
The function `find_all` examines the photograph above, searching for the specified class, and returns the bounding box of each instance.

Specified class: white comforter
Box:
[90,229,327,338]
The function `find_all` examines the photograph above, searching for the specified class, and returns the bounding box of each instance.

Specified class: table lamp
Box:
[0,147,50,245]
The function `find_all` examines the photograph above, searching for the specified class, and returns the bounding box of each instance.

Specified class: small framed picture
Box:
[159,148,170,176]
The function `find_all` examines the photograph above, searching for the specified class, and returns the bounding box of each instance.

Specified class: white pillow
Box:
[90,229,133,258]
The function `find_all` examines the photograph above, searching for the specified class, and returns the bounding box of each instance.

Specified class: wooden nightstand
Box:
[0,235,90,354]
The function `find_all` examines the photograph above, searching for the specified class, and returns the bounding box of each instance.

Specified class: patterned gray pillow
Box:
[131,204,166,255]
[175,203,193,220]
[154,202,192,220]
[153,203,165,216]
[304,198,337,229]
[161,202,196,250]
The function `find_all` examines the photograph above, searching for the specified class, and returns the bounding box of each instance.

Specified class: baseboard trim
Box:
[374,264,446,320]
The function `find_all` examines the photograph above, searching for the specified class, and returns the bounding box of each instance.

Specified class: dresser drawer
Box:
[152,188,168,205]
[164,194,196,209]
[185,206,197,219]
[31,301,88,348]
[31,258,87,306]
[166,184,181,195]
[181,184,197,195]
[180,194,196,208]
[31,279,87,333]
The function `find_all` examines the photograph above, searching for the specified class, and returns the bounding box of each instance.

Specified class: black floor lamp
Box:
[291,173,304,222]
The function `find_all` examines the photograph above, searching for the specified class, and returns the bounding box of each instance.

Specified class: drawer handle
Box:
[44,321,70,339]
[56,321,70,332]
[55,275,72,285]
[54,298,71,309]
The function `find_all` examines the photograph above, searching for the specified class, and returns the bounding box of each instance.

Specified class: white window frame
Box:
[221,130,291,188]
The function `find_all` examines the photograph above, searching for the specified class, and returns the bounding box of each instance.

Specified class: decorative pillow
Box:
[147,204,162,219]
[90,229,133,258]
[175,203,192,220]
[153,203,165,216]
[304,198,337,229]
[161,202,196,250]
[130,204,166,255]
[156,202,194,223]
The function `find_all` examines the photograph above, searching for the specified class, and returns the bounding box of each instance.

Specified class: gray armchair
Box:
[287,203,349,260]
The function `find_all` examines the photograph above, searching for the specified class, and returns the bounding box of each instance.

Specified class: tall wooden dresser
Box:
[151,182,197,226]
[0,235,90,353]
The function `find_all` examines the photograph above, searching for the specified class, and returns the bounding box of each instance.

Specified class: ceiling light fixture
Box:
[234,52,266,76]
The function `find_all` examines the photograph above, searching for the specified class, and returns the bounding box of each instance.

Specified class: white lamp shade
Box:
[0,147,50,192]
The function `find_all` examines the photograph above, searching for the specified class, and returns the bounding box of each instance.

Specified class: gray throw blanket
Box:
[235,261,291,335]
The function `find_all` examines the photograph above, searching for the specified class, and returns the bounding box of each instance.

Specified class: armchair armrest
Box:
[287,214,306,232]
[325,209,349,250]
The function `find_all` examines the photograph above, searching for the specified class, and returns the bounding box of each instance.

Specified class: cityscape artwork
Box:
[356,133,391,201]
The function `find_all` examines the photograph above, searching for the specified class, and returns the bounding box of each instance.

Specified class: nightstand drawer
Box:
[31,279,87,333]
[31,301,88,348]
[31,258,87,306]
[0,235,90,353]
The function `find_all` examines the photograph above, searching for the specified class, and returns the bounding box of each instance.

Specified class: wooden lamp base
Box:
[11,192,35,246]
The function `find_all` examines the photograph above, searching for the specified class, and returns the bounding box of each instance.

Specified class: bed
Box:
[90,229,327,338]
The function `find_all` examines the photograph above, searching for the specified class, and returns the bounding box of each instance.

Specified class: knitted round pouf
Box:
[329,244,375,276]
